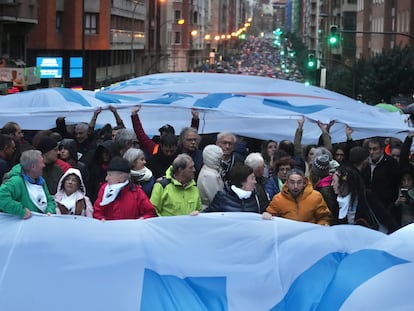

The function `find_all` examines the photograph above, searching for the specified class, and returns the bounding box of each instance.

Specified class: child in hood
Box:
[55,168,93,217]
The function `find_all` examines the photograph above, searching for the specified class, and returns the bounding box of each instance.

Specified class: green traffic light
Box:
[329,36,338,45]
[307,60,315,68]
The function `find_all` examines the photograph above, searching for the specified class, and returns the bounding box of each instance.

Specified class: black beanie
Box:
[37,136,58,154]
[106,156,131,173]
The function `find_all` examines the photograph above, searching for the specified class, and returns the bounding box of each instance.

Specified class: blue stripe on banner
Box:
[140,268,228,311]
[95,92,142,103]
[56,88,92,107]
[271,250,409,311]
[317,250,409,311]
[194,93,245,108]
[263,98,329,113]
[144,92,193,104]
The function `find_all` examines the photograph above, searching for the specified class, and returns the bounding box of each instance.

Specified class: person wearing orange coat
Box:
[263,168,331,225]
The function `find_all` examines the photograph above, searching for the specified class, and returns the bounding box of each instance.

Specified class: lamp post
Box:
[130,1,143,78]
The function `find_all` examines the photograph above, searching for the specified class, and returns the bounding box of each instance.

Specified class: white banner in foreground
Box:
[0,212,413,311]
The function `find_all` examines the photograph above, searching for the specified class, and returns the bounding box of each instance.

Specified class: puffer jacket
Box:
[266,178,331,225]
[204,183,262,213]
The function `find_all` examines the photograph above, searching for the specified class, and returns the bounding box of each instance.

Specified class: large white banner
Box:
[0,73,409,144]
[0,212,413,311]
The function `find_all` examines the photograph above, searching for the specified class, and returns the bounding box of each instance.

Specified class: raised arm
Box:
[131,105,157,155]
[88,107,102,135]
[109,105,126,128]
[191,108,200,131]
[294,116,304,158]
[317,120,334,152]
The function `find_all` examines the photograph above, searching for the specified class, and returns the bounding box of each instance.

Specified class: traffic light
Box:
[328,25,339,45]
[307,53,316,69]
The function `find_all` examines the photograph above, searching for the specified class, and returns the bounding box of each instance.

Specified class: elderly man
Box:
[244,152,269,213]
[263,168,331,225]
[0,149,56,219]
[93,156,156,220]
[216,132,244,182]
[150,153,202,216]
[178,127,203,177]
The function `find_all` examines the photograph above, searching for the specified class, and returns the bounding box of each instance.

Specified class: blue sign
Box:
[70,57,83,78]
[36,56,63,78]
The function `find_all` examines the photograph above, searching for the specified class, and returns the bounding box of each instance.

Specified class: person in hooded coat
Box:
[54,168,93,217]
[197,145,224,210]
[58,138,89,183]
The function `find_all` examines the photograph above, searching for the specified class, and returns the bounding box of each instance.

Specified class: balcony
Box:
[110,29,145,50]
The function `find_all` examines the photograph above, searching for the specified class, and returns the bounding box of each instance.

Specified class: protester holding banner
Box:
[93,157,156,220]
[150,153,201,216]
[205,163,263,213]
[331,165,398,233]
[263,168,331,225]
[0,149,55,218]
[55,168,93,217]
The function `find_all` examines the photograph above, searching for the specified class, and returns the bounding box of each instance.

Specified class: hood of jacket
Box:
[56,167,87,195]
[59,138,78,160]
[202,145,223,170]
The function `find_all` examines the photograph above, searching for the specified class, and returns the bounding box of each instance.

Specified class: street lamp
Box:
[130,0,144,78]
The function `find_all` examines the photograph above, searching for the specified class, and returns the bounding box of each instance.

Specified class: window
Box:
[84,13,98,34]
[56,11,63,32]
[174,31,181,44]
[174,10,181,21]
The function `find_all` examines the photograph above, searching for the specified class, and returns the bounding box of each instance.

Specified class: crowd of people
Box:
[0,105,412,233]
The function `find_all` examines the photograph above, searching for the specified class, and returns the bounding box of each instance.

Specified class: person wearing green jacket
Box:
[150,153,201,216]
[0,149,55,219]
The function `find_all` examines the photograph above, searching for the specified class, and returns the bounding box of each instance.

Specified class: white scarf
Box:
[231,185,252,200]
[100,180,129,206]
[59,192,77,214]
[337,194,351,219]
[337,194,358,224]
[130,167,153,182]
[25,181,47,212]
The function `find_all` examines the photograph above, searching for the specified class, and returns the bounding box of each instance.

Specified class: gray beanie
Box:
[311,154,330,176]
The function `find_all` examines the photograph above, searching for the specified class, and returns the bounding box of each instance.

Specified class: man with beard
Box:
[262,168,331,225]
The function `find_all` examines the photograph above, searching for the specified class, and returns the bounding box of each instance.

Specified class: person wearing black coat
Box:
[332,165,399,233]
[204,163,262,214]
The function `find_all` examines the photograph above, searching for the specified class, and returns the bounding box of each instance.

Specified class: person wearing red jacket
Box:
[93,156,157,220]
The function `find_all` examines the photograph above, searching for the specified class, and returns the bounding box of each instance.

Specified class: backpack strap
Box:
[158,177,171,188]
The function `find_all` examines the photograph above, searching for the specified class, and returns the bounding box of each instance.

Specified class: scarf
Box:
[100,180,129,206]
[25,181,47,212]
[130,167,153,182]
[337,194,358,224]
[231,185,252,200]
[59,192,77,214]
